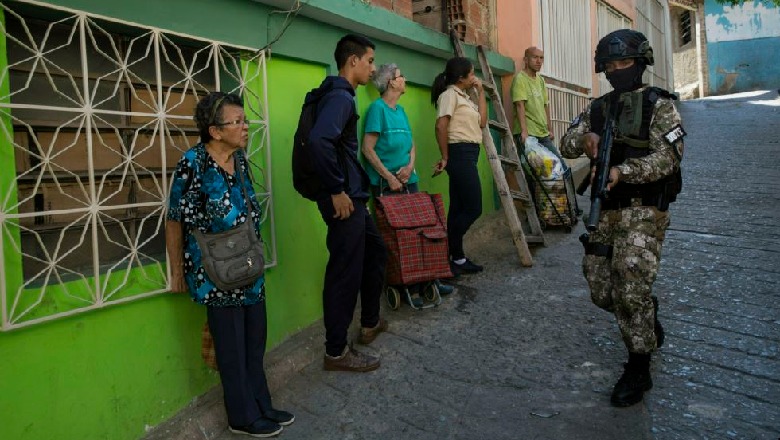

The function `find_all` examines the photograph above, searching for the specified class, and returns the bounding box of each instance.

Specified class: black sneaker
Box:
[452,258,483,274]
[229,418,283,437]
[610,364,653,407]
[263,409,294,426]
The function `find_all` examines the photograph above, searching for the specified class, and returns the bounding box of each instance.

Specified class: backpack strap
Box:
[320,89,361,194]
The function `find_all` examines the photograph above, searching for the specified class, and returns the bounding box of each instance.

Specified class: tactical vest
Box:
[590,87,682,211]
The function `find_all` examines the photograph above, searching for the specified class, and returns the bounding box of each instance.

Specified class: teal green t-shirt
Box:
[363,98,419,186]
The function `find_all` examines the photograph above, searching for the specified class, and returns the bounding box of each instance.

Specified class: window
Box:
[539,0,592,89]
[680,10,692,46]
[0,0,274,330]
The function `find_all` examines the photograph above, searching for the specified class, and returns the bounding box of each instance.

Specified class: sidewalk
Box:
[147,177,656,440]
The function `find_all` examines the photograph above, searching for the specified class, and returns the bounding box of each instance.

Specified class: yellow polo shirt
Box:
[436,85,482,144]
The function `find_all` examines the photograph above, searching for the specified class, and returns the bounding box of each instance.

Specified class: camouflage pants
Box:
[583,205,670,354]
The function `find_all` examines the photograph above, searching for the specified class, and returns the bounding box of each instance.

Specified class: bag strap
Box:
[234,150,254,218]
[377,176,409,197]
[194,145,256,231]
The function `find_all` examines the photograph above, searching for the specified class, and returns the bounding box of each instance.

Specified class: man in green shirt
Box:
[511,46,563,162]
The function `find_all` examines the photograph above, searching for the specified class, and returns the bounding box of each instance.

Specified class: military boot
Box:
[610,353,652,407]
[652,295,665,348]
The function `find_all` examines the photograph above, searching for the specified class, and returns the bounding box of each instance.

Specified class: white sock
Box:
[453,258,466,265]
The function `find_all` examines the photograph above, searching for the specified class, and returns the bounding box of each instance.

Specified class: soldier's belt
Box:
[602,195,658,210]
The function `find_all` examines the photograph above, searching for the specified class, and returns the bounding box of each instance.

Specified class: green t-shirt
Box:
[363,98,419,186]
[511,71,549,137]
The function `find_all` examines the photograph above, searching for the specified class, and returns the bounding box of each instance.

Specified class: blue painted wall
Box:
[704,0,780,94]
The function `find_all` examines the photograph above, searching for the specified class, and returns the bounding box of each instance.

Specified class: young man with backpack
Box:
[293,34,388,372]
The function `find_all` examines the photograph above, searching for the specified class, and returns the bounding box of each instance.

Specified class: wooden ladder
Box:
[449,32,545,267]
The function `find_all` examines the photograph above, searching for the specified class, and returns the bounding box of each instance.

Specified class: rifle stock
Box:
[586,102,622,232]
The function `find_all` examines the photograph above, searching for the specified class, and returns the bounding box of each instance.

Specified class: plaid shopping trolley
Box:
[374,192,453,310]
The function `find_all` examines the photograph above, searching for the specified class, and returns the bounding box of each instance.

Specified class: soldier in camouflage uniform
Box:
[561,29,685,407]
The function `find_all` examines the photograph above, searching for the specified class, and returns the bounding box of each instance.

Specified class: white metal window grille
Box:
[538,0,592,90]
[595,1,633,96]
[0,0,275,331]
[637,0,673,90]
[547,85,590,143]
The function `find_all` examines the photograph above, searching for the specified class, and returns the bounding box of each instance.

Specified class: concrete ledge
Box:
[143,319,325,440]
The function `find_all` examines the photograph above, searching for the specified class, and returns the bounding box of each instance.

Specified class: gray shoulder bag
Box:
[193,152,265,290]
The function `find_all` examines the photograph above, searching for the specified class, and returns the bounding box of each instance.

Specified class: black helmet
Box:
[594,29,654,73]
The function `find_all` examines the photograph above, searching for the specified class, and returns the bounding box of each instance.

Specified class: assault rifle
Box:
[584,101,622,232]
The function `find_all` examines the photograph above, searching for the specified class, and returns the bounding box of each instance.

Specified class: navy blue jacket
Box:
[307,76,370,200]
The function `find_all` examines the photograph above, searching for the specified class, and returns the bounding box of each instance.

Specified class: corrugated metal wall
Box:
[538,0,592,89]
[538,0,592,139]
[596,1,633,96]
[637,0,673,90]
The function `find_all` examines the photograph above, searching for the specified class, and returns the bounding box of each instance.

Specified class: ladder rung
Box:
[488,120,509,133]
[525,234,546,244]
[498,155,520,168]
[482,81,496,94]
[508,189,531,203]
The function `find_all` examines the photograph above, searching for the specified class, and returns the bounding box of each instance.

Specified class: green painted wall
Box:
[263,58,329,342]
[263,56,497,345]
[0,295,216,440]
[0,1,506,439]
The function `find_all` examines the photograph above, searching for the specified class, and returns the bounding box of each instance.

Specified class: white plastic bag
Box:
[524,137,564,179]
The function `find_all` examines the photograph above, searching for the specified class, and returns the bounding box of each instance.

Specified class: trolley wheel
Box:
[386,286,401,310]
[423,282,438,302]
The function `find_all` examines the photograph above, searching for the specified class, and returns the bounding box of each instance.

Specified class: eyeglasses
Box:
[215,119,250,127]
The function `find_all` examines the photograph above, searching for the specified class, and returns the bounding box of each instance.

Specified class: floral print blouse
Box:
[167,143,265,306]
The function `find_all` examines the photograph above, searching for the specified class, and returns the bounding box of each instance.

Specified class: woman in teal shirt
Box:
[362,64,454,306]
[362,63,418,194]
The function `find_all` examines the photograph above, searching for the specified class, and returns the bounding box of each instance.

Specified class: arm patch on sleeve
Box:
[663,124,686,145]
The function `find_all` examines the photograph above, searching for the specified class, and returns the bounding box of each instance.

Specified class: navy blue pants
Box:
[317,199,387,357]
[446,143,482,260]
[207,301,272,427]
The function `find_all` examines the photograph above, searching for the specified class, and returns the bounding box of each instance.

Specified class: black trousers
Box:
[445,143,482,260]
[317,199,387,357]
[207,301,272,427]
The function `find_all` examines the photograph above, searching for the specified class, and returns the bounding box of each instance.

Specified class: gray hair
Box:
[372,63,399,95]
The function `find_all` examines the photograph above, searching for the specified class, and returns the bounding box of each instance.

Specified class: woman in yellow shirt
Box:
[431,57,487,275]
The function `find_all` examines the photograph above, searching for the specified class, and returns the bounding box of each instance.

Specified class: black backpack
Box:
[291,89,354,201]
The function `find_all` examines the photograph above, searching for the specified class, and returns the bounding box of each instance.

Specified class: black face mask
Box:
[605,63,645,93]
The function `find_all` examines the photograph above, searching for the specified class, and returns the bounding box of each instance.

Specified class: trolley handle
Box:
[378,176,410,197]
